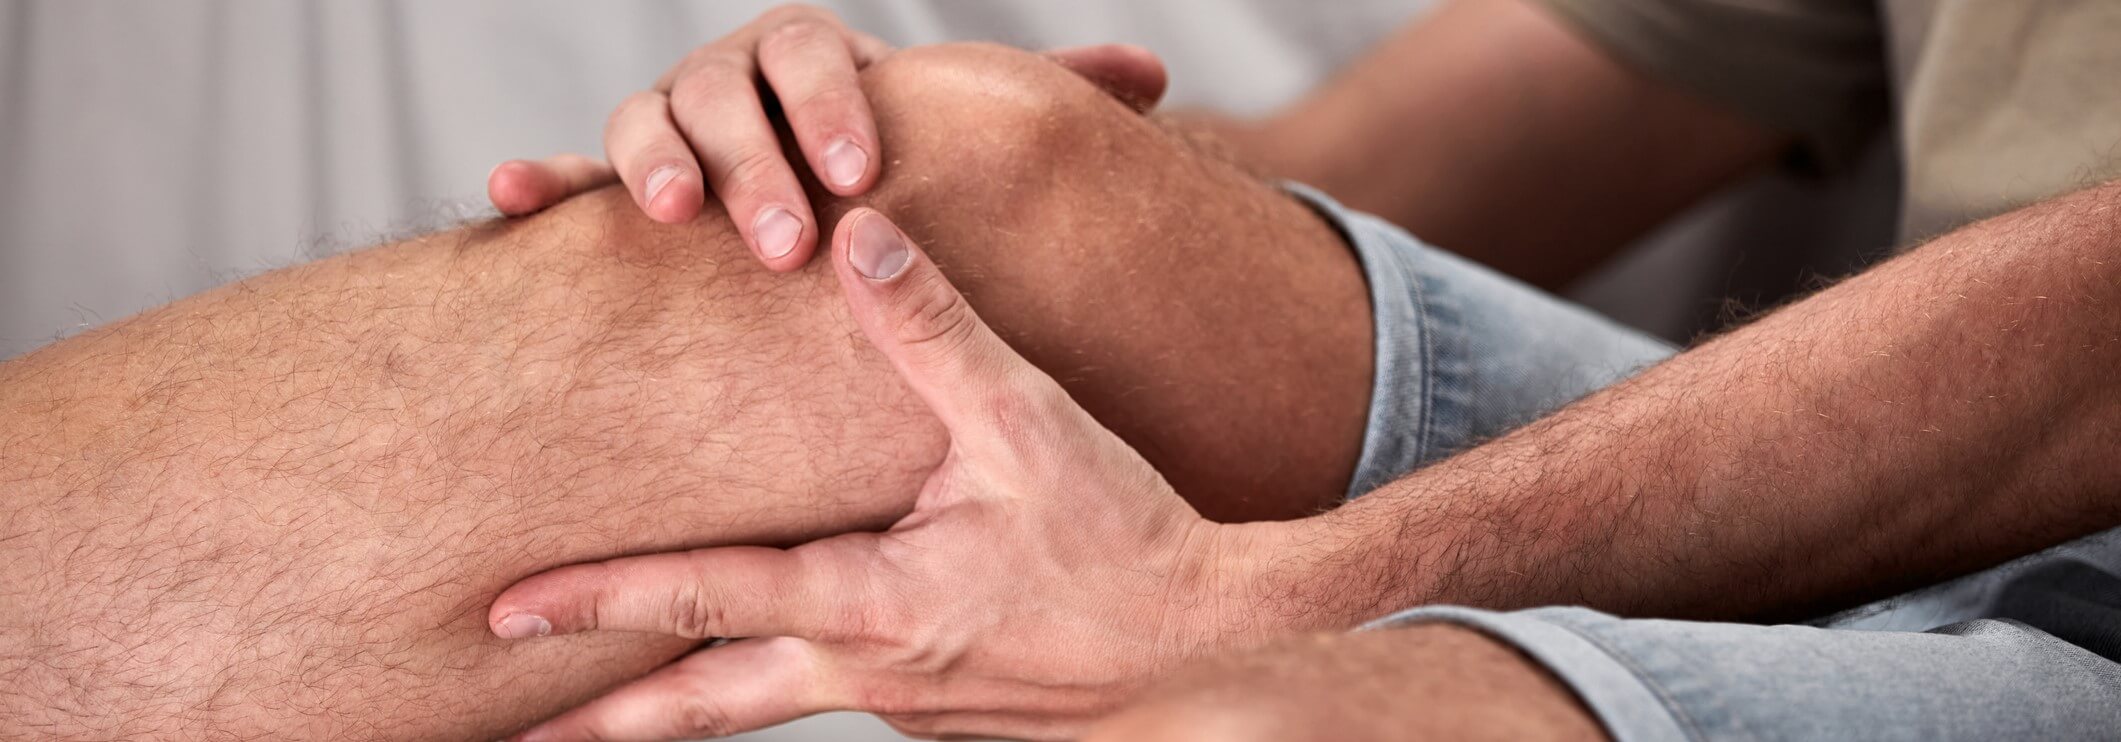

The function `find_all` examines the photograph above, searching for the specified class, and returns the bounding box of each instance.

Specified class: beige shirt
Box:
[1540,0,2121,243]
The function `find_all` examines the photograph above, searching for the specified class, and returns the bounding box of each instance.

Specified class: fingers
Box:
[489,545,842,641]
[487,154,618,216]
[843,28,894,66]
[664,53,820,270]
[604,92,708,224]
[512,637,836,742]
[1047,44,1170,113]
[830,209,1083,448]
[758,18,880,195]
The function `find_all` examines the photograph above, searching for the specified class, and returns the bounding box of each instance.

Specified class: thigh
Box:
[0,44,1374,739]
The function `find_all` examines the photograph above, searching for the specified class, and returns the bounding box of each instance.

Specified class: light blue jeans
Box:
[1294,183,2121,741]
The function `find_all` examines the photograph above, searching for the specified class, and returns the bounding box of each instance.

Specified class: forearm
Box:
[1221,0,1781,289]
[1266,180,2121,625]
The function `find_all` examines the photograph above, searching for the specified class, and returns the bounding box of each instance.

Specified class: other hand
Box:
[488,208,1270,741]
[486,4,1168,271]
[1085,625,1608,742]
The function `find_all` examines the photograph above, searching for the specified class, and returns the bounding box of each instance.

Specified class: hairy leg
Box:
[0,43,1369,739]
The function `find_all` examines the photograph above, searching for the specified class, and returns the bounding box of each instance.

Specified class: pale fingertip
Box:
[487,161,551,216]
[847,211,910,281]
[754,207,804,260]
[645,165,682,206]
[821,136,870,192]
[645,177,702,224]
[493,612,553,640]
[642,166,700,224]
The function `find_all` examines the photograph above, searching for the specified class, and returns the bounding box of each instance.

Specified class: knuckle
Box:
[858,683,929,718]
[668,56,755,109]
[880,715,942,739]
[783,84,866,124]
[663,582,724,639]
[892,274,977,350]
[715,149,792,203]
[606,90,667,130]
[672,697,743,738]
[843,594,906,645]
[760,16,835,52]
[979,380,1059,446]
[795,544,883,641]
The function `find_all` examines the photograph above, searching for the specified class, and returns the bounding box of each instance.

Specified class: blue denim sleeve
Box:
[1281,182,1674,500]
[1366,605,2121,742]
[1365,606,1691,742]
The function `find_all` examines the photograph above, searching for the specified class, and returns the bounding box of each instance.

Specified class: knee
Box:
[852,42,1145,213]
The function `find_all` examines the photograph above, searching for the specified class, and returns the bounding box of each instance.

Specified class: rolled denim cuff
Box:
[1365,605,1692,742]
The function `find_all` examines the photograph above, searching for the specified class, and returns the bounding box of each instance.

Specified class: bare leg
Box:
[0,43,1368,739]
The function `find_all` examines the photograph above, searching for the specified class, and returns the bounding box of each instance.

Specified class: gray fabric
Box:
[1538,0,2121,243]
[1286,183,1675,497]
[1376,600,2121,741]
[1373,524,2121,740]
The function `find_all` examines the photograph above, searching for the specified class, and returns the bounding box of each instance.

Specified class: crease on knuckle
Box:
[716,148,792,204]
[881,714,943,739]
[977,379,1062,455]
[664,580,723,639]
[859,681,929,719]
[672,695,742,738]
[892,276,977,353]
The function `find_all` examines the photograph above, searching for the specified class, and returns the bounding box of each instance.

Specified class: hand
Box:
[1084,625,1609,742]
[485,4,1169,271]
[488,208,1268,741]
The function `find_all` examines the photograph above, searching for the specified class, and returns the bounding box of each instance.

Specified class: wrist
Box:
[1209,508,1449,637]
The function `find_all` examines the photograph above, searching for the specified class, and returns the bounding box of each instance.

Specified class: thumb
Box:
[832,208,1084,450]
[1047,43,1169,113]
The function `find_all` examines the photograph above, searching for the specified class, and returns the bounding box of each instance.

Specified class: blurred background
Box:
[0,1,1897,738]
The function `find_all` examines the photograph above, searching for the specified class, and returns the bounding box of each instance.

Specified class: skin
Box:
[496,207,1240,741]
[1086,626,1608,742]
[494,211,1614,742]
[0,43,1372,740]
[1190,0,1788,289]
[495,173,2121,741]
[483,5,2118,740]
[498,0,1786,291]
[488,3,1167,271]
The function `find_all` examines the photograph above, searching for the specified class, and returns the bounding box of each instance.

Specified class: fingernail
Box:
[823,137,869,190]
[849,212,910,280]
[495,613,552,639]
[754,207,802,259]
[645,165,682,205]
